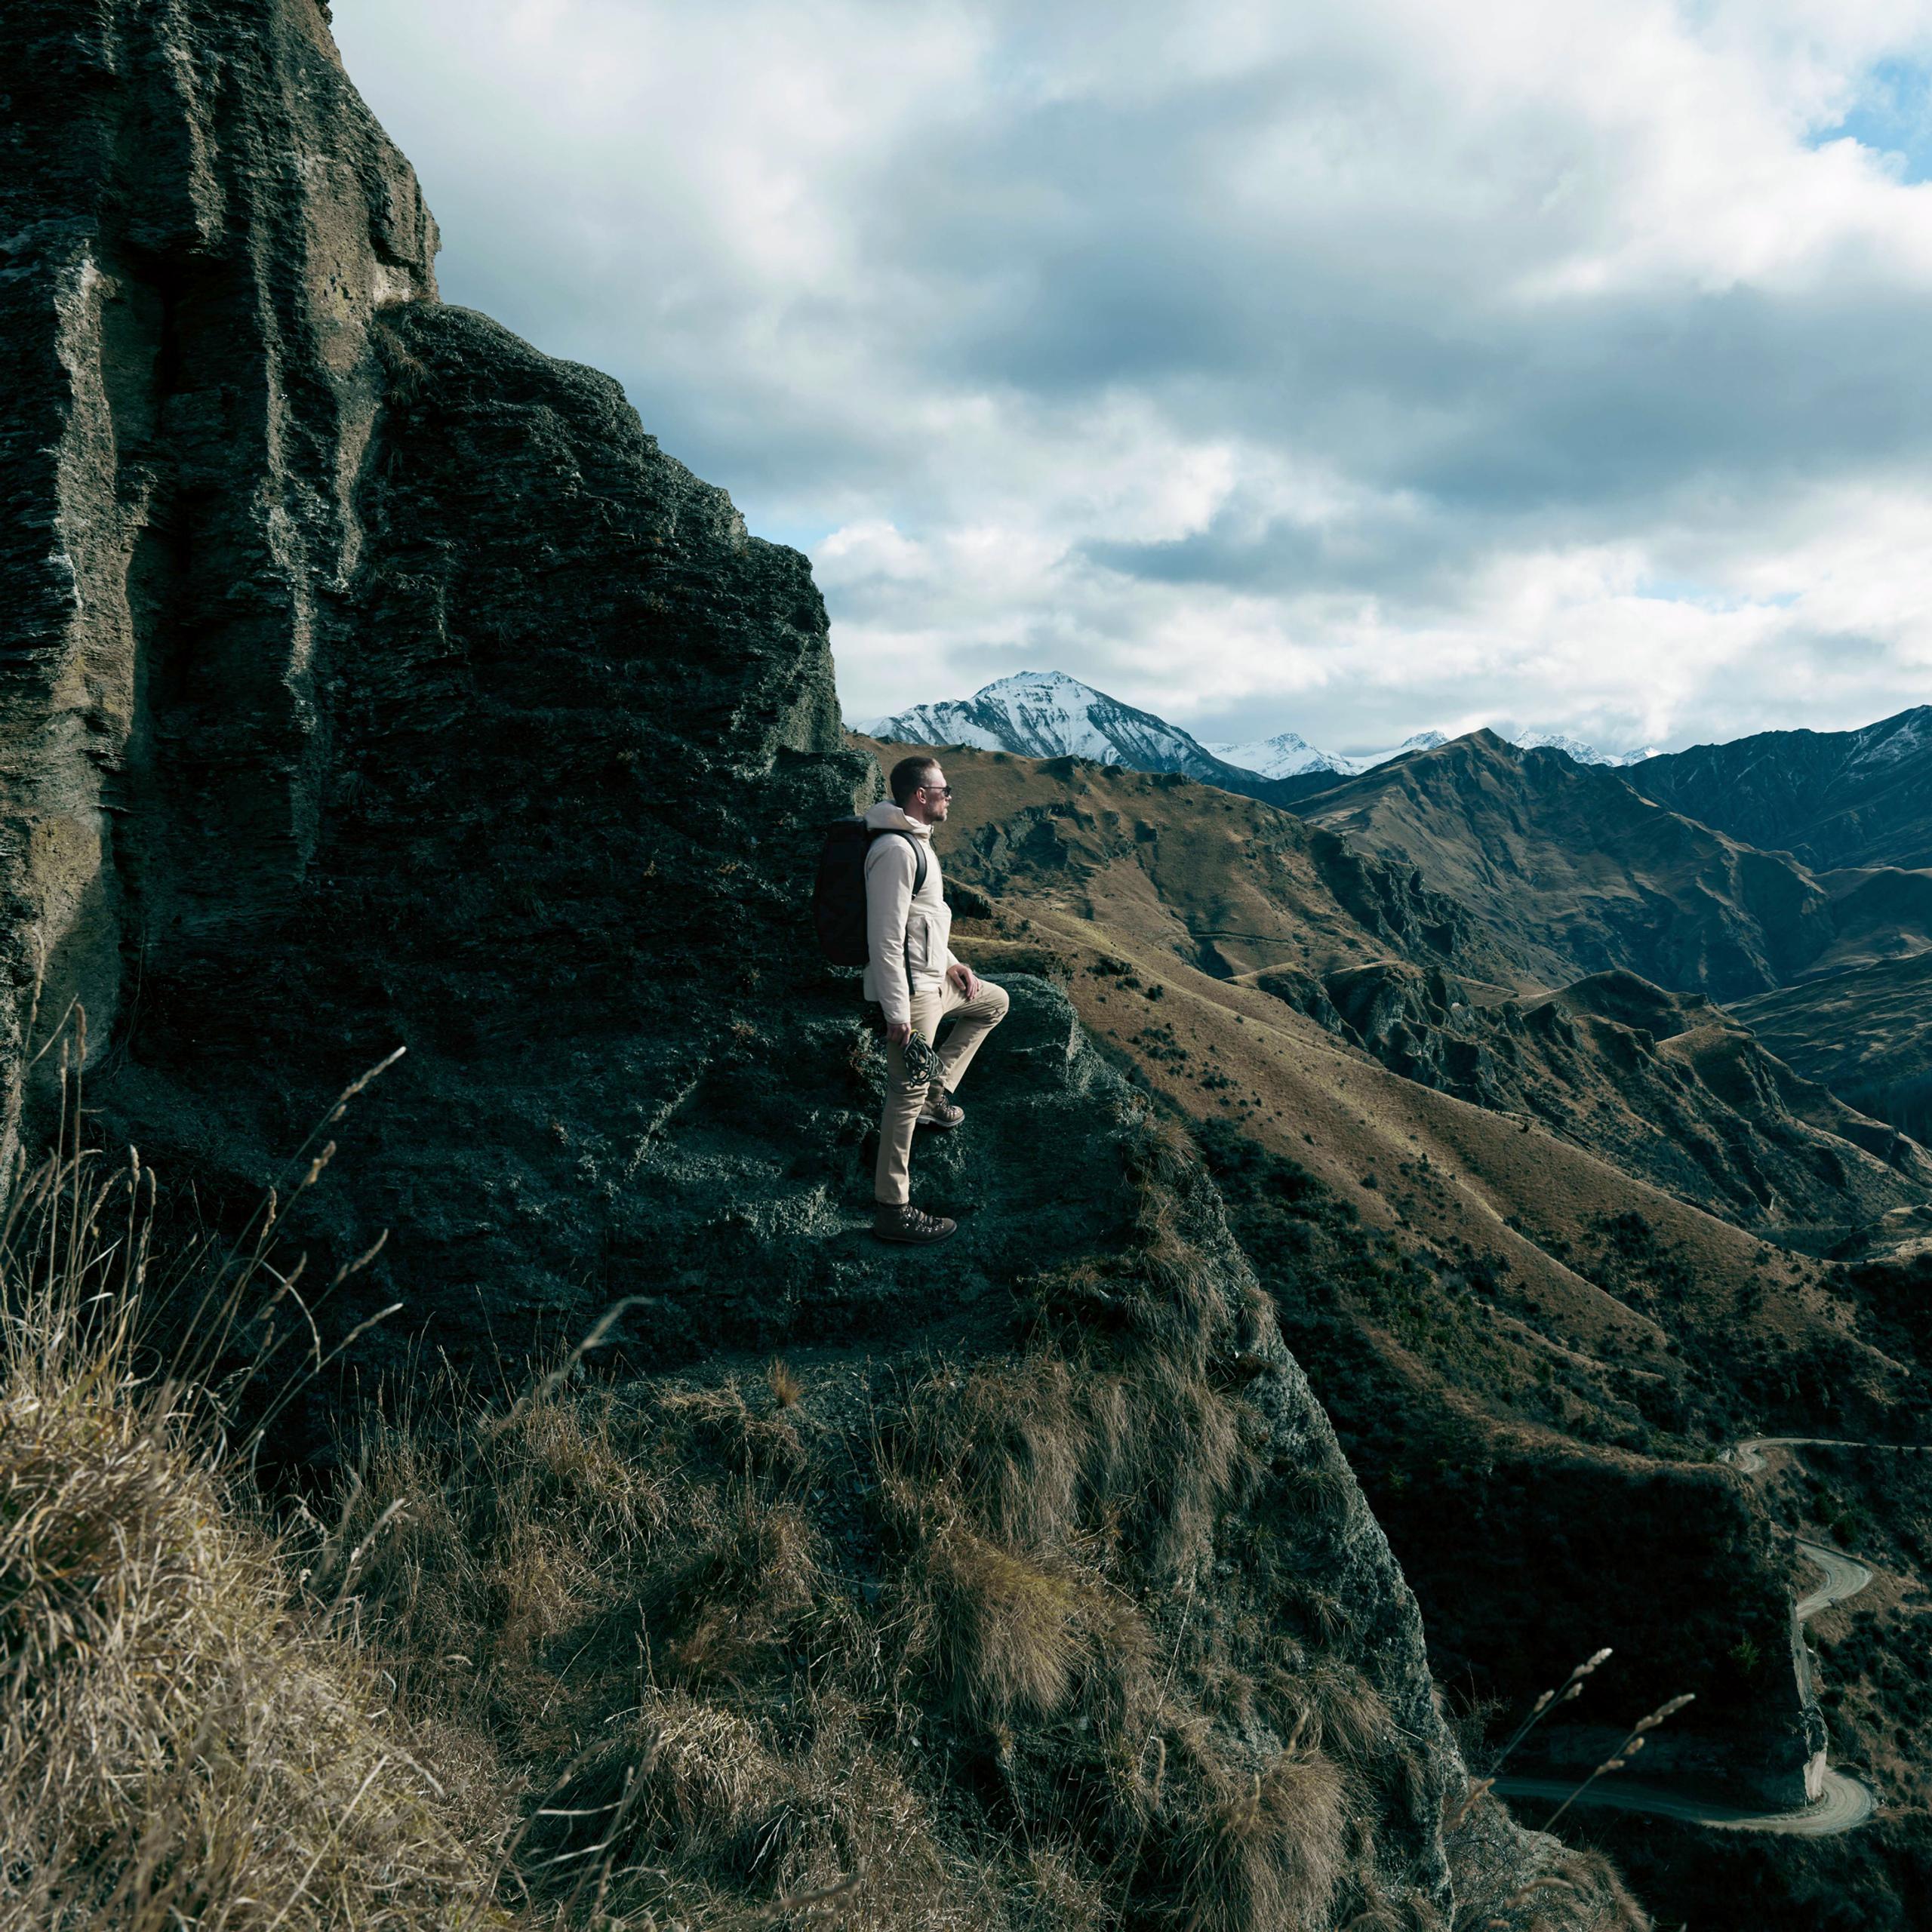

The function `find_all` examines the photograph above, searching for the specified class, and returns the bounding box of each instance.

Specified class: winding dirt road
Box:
[1491,1764,1872,1835]
[1727,1437,1927,1478]
[1497,1440,1898,1836]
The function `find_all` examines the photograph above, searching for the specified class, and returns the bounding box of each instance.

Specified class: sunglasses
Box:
[921,783,954,798]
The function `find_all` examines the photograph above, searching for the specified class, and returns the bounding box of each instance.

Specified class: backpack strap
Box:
[867,827,929,900]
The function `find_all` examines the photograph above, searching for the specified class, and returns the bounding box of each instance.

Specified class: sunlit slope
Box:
[1292,731,1932,998]
[863,735,1930,1261]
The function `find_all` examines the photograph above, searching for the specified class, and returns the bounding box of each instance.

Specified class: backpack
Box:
[813,820,928,968]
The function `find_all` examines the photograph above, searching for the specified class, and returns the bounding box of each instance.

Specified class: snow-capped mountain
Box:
[1512,729,1661,768]
[1201,728,1461,779]
[861,671,1266,790]
[1331,730,1450,774]
[857,671,1666,790]
[1200,731,1347,780]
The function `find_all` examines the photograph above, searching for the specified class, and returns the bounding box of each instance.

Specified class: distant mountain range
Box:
[857,670,1660,781]
[1203,727,1450,778]
[1635,706,1932,872]
[856,670,1291,802]
[1290,727,1932,1001]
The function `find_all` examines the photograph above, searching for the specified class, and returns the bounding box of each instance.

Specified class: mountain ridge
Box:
[1289,730,1932,1001]
[1635,705,1932,873]
[862,669,1662,783]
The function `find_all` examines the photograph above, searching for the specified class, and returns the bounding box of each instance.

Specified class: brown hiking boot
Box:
[917,1091,964,1131]
[872,1201,957,1245]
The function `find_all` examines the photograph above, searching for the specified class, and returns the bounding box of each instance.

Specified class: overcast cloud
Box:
[334,0,1932,755]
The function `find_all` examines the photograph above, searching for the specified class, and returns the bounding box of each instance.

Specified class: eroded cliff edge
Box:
[0,1,1641,1922]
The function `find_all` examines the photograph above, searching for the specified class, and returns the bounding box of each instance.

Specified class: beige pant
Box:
[875,976,1010,1205]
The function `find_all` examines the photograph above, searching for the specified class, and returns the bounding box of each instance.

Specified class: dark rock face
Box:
[0,0,440,1159]
[0,4,1595,1919]
[1636,706,1932,873]
[0,0,866,1346]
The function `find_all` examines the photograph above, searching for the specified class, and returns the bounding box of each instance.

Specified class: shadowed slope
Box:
[1637,708,1932,874]
[1291,733,1932,999]
[1735,952,1932,1150]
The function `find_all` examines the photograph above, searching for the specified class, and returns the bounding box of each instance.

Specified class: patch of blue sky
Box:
[1810,57,1932,186]
[1634,577,1793,611]
[732,515,837,558]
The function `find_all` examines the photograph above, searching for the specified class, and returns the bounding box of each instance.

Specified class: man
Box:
[864,755,1009,1244]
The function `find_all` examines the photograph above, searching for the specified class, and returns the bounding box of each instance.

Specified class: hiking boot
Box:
[917,1091,965,1131]
[872,1201,957,1245]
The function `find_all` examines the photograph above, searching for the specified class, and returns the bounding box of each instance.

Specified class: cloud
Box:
[334,0,1932,752]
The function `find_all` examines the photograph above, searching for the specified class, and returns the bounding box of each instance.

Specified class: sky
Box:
[333,0,1932,758]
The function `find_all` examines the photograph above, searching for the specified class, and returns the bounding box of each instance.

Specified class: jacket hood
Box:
[864,800,931,836]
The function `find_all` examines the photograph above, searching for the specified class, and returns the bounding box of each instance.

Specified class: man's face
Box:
[916,765,951,823]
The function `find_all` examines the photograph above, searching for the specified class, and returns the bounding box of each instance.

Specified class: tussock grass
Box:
[337,1367,971,1927]
[0,1080,509,1929]
[1178,1752,1350,1932]
[918,1521,1090,1721]
[0,1040,1642,1930]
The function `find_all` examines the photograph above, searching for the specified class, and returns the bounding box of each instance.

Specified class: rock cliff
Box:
[0,1,1630,1922]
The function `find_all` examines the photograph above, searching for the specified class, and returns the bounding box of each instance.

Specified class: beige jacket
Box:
[862,799,960,1025]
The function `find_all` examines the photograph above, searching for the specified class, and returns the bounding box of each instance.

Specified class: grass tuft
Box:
[0,1101,508,1928]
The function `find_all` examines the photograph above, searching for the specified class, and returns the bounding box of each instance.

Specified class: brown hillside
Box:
[864,739,1930,1243]
[1291,732,1932,999]
[866,735,1932,1826]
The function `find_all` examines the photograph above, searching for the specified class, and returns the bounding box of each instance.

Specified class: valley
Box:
[4,1,1928,1926]
[863,729,1932,1927]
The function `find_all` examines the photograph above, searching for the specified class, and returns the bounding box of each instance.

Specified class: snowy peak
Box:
[862,671,1268,792]
[857,672,1676,793]
[1202,730,1346,780]
[1332,731,1449,774]
[1847,704,1932,774]
[1510,729,1660,768]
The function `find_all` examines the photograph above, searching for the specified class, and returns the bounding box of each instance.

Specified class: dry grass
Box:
[0,1027,1640,1931]
[918,1522,1090,1721]
[0,1081,510,1929]
[334,1367,963,1927]
[1179,1752,1351,1932]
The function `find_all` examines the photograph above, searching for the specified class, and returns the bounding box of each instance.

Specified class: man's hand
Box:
[947,963,982,999]
[886,1020,912,1047]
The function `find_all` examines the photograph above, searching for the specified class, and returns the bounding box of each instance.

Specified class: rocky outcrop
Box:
[0,3,1626,1922]
[1,0,867,1345]
[0,0,438,1161]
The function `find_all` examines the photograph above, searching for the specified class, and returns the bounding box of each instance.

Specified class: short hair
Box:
[890,755,941,806]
